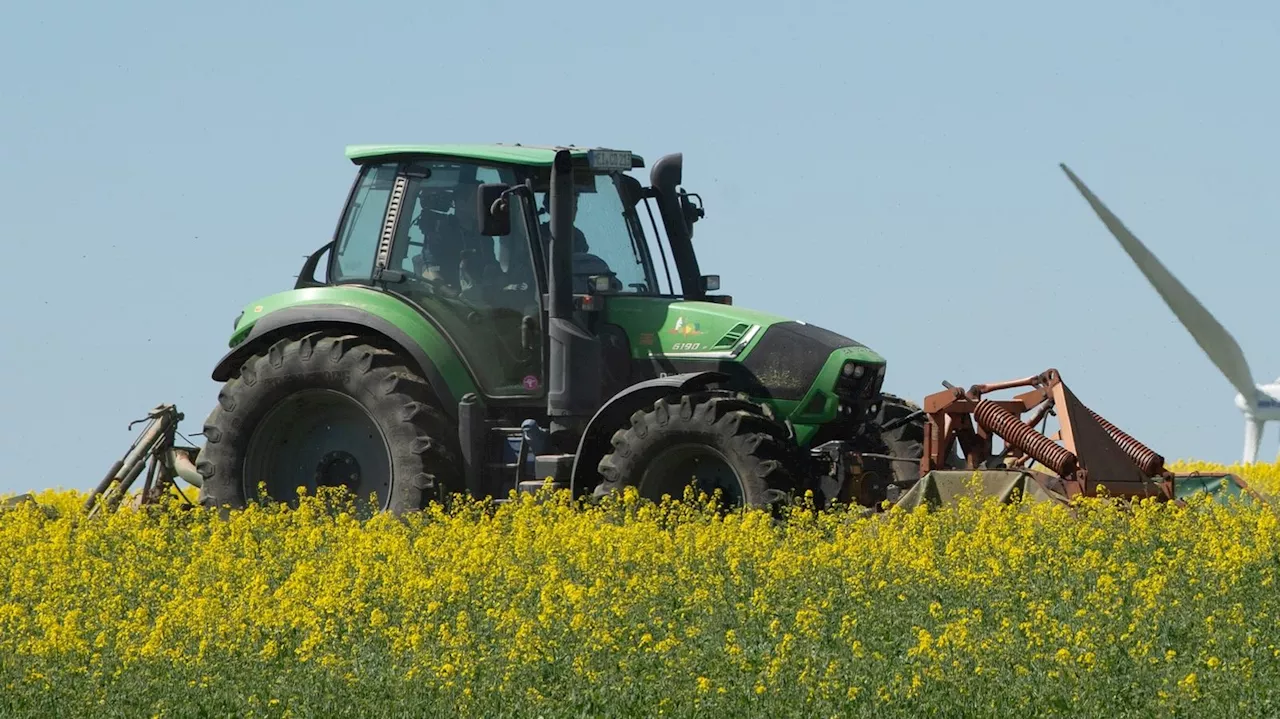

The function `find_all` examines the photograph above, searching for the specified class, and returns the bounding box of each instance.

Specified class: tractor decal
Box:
[669,316,703,336]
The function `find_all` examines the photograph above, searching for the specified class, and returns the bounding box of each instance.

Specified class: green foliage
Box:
[1,466,1278,718]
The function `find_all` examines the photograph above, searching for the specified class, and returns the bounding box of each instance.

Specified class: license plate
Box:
[587,149,633,171]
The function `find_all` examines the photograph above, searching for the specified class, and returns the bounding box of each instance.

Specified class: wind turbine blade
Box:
[1059,163,1257,410]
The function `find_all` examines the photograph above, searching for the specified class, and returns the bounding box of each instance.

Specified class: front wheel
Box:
[863,391,964,487]
[195,330,462,514]
[594,390,799,508]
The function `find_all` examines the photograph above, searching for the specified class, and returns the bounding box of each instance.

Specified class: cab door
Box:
[374,158,547,402]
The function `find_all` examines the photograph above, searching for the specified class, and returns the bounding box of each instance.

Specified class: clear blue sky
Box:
[3,0,1279,496]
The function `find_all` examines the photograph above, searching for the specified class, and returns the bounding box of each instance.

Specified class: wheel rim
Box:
[638,443,745,506]
[242,389,392,508]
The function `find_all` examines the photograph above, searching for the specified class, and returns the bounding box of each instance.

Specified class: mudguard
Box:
[209,304,459,417]
[568,371,730,497]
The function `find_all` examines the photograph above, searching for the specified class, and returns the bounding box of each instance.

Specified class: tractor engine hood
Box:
[605,298,885,401]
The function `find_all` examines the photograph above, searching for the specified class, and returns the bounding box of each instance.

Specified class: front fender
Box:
[210,303,470,418]
[568,371,730,497]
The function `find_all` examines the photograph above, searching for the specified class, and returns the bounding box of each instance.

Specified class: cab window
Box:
[331,163,397,284]
[533,172,660,294]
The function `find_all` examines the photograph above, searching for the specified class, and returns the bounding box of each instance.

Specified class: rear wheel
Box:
[595,390,799,508]
[195,330,462,514]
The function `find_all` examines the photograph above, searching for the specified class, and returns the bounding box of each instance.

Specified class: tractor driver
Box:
[411,183,501,295]
[411,185,462,288]
[450,182,503,296]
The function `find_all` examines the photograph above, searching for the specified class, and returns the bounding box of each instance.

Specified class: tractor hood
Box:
[604,298,885,401]
[606,298,883,363]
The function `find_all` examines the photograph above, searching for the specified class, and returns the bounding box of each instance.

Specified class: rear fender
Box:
[568,371,730,497]
[210,304,461,419]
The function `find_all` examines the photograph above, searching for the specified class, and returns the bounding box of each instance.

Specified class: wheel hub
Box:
[315,450,361,492]
[242,389,391,508]
[639,443,744,506]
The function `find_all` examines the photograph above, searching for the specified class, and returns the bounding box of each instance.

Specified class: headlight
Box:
[841,361,866,379]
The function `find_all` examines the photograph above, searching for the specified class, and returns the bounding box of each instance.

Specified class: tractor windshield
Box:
[533,172,663,295]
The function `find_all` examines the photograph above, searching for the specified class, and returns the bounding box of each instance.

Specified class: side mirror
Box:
[678,190,704,239]
[477,183,512,236]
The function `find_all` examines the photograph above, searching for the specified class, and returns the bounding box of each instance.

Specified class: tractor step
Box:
[475,419,576,498]
[517,479,569,494]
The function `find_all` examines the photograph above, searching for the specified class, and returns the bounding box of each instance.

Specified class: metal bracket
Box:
[85,404,203,517]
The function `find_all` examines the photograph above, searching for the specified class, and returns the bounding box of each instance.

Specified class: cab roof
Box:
[343,143,646,168]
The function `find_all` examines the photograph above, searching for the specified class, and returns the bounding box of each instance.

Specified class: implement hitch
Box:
[84,404,202,517]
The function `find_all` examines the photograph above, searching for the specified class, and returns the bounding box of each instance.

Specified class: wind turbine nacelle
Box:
[1236,387,1280,419]
[1252,386,1280,420]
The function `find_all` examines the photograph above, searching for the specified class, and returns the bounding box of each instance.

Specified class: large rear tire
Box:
[594,390,799,508]
[195,330,462,514]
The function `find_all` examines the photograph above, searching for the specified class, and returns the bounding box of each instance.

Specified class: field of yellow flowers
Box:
[2,459,1279,718]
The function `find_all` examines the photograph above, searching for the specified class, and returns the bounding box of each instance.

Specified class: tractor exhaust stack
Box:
[649,153,704,301]
[548,149,575,322]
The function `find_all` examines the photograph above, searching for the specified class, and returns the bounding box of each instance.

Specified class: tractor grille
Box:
[836,367,883,401]
[742,322,867,401]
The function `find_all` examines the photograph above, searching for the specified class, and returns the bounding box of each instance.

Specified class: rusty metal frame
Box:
[921,369,1058,474]
[919,368,1178,501]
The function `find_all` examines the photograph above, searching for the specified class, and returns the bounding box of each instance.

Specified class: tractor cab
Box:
[296,145,721,405]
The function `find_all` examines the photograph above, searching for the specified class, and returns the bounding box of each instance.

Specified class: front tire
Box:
[595,390,799,508]
[865,391,964,487]
[195,330,462,514]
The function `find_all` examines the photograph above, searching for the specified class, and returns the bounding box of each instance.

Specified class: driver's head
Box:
[416,186,450,222]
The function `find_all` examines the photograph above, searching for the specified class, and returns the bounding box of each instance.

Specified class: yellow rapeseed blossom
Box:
[0,461,1278,717]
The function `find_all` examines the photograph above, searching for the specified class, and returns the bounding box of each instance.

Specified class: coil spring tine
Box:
[974,400,1078,477]
[1086,408,1165,476]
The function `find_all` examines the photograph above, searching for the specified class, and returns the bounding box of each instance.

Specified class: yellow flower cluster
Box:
[1,460,1278,718]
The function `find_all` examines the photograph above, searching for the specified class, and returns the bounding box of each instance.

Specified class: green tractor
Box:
[191,144,943,513]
